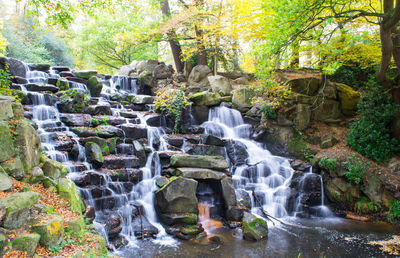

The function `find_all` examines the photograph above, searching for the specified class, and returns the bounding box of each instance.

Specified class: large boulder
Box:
[60,113,92,127]
[42,158,67,180]
[225,140,249,167]
[56,77,70,91]
[188,65,212,88]
[33,215,64,248]
[242,212,268,241]
[87,76,103,97]
[121,124,148,139]
[336,83,360,116]
[170,154,229,170]
[12,233,41,257]
[75,70,97,79]
[188,91,223,106]
[57,178,85,214]
[118,65,136,76]
[311,99,341,121]
[0,191,40,229]
[0,57,26,78]
[232,88,254,111]
[295,104,311,130]
[155,177,198,214]
[14,119,42,171]
[0,95,14,121]
[208,75,233,96]
[153,64,173,80]
[0,122,14,163]
[287,77,321,96]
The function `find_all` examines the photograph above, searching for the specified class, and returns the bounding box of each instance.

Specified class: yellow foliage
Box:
[0,19,8,56]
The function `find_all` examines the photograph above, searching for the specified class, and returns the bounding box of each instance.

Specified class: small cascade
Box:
[292,168,332,218]
[197,182,223,232]
[110,76,138,94]
[202,106,294,218]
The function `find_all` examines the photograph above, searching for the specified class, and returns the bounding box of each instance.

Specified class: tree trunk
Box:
[290,40,300,68]
[377,24,393,88]
[161,0,184,73]
[195,26,207,65]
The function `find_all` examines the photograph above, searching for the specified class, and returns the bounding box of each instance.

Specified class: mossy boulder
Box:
[159,213,198,226]
[0,96,14,121]
[75,70,97,79]
[42,157,67,180]
[14,119,42,172]
[232,88,254,111]
[0,191,40,229]
[107,137,119,154]
[242,212,268,241]
[12,233,40,257]
[170,154,229,170]
[57,178,85,214]
[33,215,64,248]
[56,77,70,91]
[85,142,104,169]
[0,121,14,163]
[188,91,222,106]
[87,76,103,97]
[155,177,198,214]
[336,83,361,116]
[84,137,110,155]
[1,156,25,179]
[66,217,85,239]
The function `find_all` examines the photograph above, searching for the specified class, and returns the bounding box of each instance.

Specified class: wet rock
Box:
[290,160,311,172]
[24,83,59,93]
[221,177,237,208]
[84,206,96,224]
[111,169,143,183]
[191,105,209,124]
[52,66,70,72]
[103,155,140,169]
[170,154,229,170]
[159,213,198,226]
[33,215,64,248]
[81,137,110,155]
[155,177,198,214]
[122,124,148,139]
[57,178,85,214]
[242,212,268,241]
[156,176,170,188]
[133,141,146,167]
[201,134,224,146]
[167,136,185,148]
[188,65,212,88]
[165,224,204,240]
[132,215,159,238]
[208,75,233,96]
[188,91,222,106]
[12,233,40,257]
[116,143,133,154]
[119,111,137,119]
[71,127,98,137]
[88,104,112,116]
[0,191,40,229]
[87,76,103,97]
[85,142,104,169]
[146,114,166,127]
[185,143,226,157]
[236,189,252,210]
[225,140,249,167]
[105,214,122,240]
[96,125,124,138]
[60,113,92,127]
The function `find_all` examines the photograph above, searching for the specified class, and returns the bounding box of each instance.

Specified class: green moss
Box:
[181,214,197,225]
[155,176,180,193]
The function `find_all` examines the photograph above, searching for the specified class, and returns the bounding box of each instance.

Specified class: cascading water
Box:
[202,105,294,218]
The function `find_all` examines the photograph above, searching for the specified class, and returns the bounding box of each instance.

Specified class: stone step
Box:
[102,155,140,169]
[170,154,229,170]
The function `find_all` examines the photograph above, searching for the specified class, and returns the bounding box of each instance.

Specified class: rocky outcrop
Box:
[188,65,212,89]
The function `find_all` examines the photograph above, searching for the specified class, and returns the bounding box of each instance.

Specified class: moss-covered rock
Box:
[56,77,70,91]
[0,121,14,163]
[0,96,14,121]
[42,157,67,180]
[66,217,85,240]
[232,88,254,111]
[155,176,198,214]
[1,156,25,179]
[84,137,109,155]
[12,233,40,257]
[170,154,229,170]
[85,142,104,169]
[57,178,85,214]
[11,102,24,117]
[87,76,103,97]
[107,137,119,154]
[14,119,42,172]
[0,191,40,229]
[242,212,268,241]
[159,213,198,226]
[33,215,64,248]
[75,70,97,79]
[188,91,222,106]
[336,83,361,116]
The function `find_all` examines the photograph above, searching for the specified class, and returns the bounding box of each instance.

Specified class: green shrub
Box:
[354,196,380,214]
[0,66,20,101]
[261,104,277,119]
[318,157,336,172]
[329,64,376,90]
[342,154,369,185]
[390,200,400,219]
[346,77,400,163]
